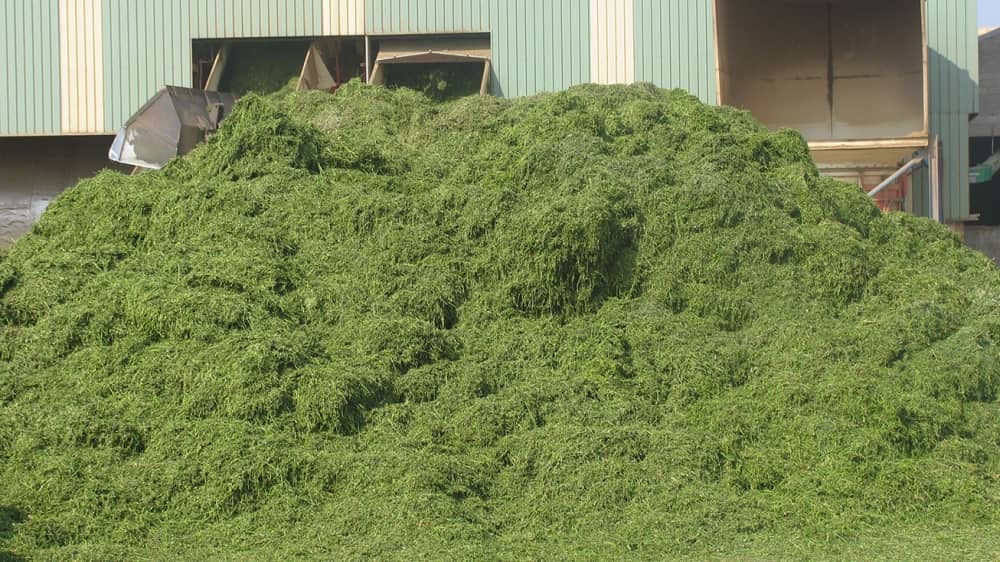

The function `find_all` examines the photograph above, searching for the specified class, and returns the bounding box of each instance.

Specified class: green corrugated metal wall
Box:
[367,0,589,97]
[491,0,588,97]
[367,0,491,34]
[909,0,979,221]
[0,0,61,135]
[101,0,325,134]
[103,0,187,134]
[633,0,717,104]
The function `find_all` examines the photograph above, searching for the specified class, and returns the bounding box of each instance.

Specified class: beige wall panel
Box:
[324,0,365,35]
[59,0,104,134]
[718,0,830,138]
[590,0,634,84]
[730,78,831,140]
[833,75,925,139]
[831,0,924,139]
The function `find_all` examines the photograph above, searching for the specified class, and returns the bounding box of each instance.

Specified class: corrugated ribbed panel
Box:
[491,0,589,97]
[910,115,972,222]
[102,0,325,133]
[926,0,979,221]
[324,0,365,35]
[60,0,104,134]
[366,0,491,34]
[633,0,716,104]
[928,0,979,115]
[102,0,191,133]
[187,0,323,39]
[590,0,634,85]
[928,111,971,221]
[0,0,61,135]
[366,0,589,97]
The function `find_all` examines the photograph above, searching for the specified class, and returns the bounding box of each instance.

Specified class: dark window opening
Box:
[384,62,486,100]
[970,137,1000,225]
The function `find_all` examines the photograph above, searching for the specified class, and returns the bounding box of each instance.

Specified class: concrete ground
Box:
[0,136,116,247]
[965,224,1000,266]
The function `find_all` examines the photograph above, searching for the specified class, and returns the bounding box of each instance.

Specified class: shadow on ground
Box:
[0,506,26,562]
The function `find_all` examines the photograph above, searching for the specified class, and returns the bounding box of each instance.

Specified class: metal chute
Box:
[298,39,339,92]
[297,38,364,93]
[108,86,238,170]
[369,37,492,96]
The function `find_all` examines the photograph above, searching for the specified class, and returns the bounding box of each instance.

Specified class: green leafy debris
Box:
[1,81,999,560]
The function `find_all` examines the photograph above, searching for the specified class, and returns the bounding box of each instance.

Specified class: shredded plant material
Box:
[386,63,486,100]
[221,41,311,95]
[1,82,999,560]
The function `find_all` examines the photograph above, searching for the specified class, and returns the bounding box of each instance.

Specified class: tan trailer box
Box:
[715,0,929,207]
[369,37,492,96]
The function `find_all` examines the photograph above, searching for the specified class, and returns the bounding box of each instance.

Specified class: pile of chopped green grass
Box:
[387,63,486,100]
[221,41,310,96]
[1,81,999,560]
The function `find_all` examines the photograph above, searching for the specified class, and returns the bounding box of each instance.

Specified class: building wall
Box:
[590,0,634,86]
[633,0,716,104]
[970,29,1000,138]
[367,0,590,98]
[910,0,980,221]
[0,0,716,134]
[100,0,333,133]
[0,0,980,220]
[60,0,104,134]
[323,0,365,35]
[366,0,491,33]
[0,0,61,135]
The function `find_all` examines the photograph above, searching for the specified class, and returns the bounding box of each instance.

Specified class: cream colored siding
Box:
[589,0,633,84]
[324,0,365,35]
[59,0,104,133]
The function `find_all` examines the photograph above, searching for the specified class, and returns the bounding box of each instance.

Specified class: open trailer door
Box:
[715,0,930,213]
[298,38,364,92]
[108,87,238,170]
[204,45,230,92]
[369,36,492,96]
[299,40,339,92]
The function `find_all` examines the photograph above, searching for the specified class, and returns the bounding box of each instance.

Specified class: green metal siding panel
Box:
[102,0,190,133]
[926,0,978,221]
[929,111,971,221]
[633,0,716,104]
[101,0,323,133]
[366,0,490,34]
[181,0,322,40]
[927,0,978,115]
[488,0,589,97]
[366,0,588,97]
[911,167,928,218]
[911,113,970,222]
[0,0,61,136]
[44,0,60,133]
[967,0,979,114]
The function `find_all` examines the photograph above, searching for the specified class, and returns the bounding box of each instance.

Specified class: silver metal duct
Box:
[109,86,238,170]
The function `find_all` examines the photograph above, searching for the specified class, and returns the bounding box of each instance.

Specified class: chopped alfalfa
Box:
[1,81,998,560]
